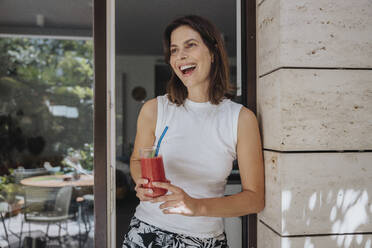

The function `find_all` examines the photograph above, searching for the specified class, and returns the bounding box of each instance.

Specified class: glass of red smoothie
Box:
[139,146,168,197]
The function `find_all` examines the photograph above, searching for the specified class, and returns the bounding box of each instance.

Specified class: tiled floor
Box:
[0,212,94,248]
[1,190,139,248]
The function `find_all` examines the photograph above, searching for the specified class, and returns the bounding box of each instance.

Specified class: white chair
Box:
[0,201,10,246]
[13,168,49,184]
[19,186,73,244]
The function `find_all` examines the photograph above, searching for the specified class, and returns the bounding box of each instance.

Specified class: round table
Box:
[20,174,94,187]
[19,174,94,245]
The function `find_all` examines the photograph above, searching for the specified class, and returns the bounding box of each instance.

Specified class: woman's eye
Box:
[170,48,177,54]
[187,43,196,48]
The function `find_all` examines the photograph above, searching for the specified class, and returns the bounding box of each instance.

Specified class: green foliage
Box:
[0,170,22,204]
[63,143,94,171]
[0,37,94,172]
[79,143,94,171]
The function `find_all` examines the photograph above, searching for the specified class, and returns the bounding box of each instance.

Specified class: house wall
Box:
[256,0,372,247]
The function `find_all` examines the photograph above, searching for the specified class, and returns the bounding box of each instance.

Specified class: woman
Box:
[123,15,264,248]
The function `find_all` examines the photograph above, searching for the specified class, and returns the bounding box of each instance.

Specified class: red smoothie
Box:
[140,156,168,197]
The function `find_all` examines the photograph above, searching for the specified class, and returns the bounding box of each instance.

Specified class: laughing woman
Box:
[122,15,265,248]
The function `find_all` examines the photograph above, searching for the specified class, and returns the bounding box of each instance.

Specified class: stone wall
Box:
[256,0,372,247]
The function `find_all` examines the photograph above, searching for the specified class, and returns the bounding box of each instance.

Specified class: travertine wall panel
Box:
[257,0,266,8]
[257,69,372,151]
[258,221,372,248]
[259,151,372,236]
[257,0,280,75]
[258,0,372,75]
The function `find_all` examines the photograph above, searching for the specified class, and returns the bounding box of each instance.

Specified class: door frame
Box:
[93,0,116,247]
[241,0,258,247]
[93,0,257,246]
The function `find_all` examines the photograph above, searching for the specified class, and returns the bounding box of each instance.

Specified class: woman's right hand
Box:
[134,178,154,201]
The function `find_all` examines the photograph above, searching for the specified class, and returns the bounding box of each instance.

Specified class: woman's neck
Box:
[187,81,209,103]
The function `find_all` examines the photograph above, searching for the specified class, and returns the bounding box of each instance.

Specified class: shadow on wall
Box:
[259,152,372,248]
[280,188,372,247]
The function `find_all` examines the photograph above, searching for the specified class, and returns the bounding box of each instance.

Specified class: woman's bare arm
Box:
[152,107,265,217]
[130,98,157,184]
[197,107,265,217]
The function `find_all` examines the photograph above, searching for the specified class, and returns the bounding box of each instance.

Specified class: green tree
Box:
[0,38,94,172]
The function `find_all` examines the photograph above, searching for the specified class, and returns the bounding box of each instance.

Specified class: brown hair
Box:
[163,15,234,105]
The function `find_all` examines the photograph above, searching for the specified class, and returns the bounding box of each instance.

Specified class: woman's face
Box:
[169,25,213,90]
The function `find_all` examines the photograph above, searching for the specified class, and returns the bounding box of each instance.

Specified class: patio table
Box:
[19,174,94,247]
[20,174,94,188]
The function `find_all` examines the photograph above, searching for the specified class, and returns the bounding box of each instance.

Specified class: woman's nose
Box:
[177,49,188,60]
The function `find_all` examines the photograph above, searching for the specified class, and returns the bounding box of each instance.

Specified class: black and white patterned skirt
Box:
[122,217,229,248]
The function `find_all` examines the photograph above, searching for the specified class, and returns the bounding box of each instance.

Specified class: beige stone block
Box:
[257,69,372,151]
[259,151,372,236]
[258,221,372,248]
[257,0,280,76]
[258,0,372,76]
[257,0,266,7]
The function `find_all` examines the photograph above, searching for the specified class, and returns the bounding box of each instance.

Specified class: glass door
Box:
[0,2,95,247]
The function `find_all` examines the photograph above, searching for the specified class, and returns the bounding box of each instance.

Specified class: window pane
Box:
[0,37,94,247]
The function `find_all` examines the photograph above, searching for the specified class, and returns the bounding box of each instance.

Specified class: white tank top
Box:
[134,94,243,238]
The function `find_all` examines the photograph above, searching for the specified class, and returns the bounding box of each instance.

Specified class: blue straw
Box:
[155,126,168,157]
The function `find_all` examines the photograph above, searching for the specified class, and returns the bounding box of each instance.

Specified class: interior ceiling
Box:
[0,0,236,56]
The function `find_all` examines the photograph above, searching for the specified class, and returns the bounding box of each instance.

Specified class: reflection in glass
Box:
[0,38,94,247]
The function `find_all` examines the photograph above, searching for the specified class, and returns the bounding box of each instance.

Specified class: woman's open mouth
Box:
[179,64,197,76]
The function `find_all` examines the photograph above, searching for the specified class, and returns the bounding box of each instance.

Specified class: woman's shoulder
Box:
[238,106,258,128]
[140,98,158,122]
[140,94,172,120]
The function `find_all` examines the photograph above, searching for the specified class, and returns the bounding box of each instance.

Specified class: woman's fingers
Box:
[136,178,149,186]
[151,193,177,203]
[159,200,179,209]
[152,182,180,193]
[136,188,153,201]
[134,178,154,201]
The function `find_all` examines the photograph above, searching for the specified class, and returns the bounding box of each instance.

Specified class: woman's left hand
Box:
[151,182,201,216]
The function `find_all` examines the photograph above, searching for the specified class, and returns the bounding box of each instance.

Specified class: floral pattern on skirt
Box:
[122,217,229,248]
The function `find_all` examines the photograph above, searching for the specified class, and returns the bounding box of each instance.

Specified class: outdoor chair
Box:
[0,201,10,246]
[19,186,73,245]
[13,168,49,184]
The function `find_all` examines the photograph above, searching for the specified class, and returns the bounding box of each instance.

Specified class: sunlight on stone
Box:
[365,239,371,248]
[282,238,291,248]
[302,208,306,219]
[356,235,363,245]
[282,219,287,234]
[337,189,344,208]
[282,190,292,212]
[330,206,337,222]
[332,190,369,234]
[309,192,317,211]
[342,189,360,213]
[304,237,314,248]
[340,190,368,233]
[327,190,333,204]
[332,220,341,233]
[337,234,345,246]
[345,235,353,248]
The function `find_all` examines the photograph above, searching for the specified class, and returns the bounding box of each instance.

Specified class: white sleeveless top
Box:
[134,94,243,238]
